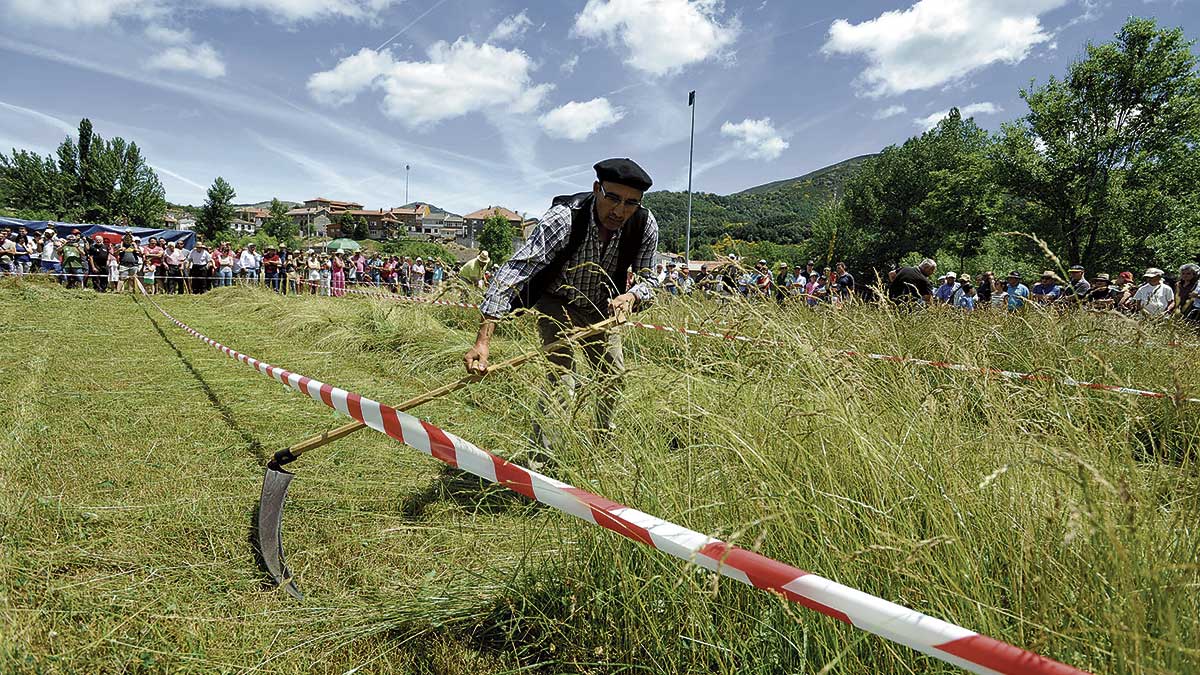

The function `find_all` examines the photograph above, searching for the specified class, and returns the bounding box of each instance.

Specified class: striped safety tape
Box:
[843,351,1200,405]
[134,286,1090,675]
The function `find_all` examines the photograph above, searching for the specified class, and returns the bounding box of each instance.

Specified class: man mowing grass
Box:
[464,158,659,451]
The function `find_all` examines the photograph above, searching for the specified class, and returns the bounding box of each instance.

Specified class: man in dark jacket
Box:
[464,158,659,439]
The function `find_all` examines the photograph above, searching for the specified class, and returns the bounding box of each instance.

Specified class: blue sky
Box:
[0,0,1195,217]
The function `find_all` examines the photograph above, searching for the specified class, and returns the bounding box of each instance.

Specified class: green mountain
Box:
[235,200,300,209]
[642,154,875,252]
[735,154,877,196]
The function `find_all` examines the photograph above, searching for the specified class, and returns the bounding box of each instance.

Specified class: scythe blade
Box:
[256,462,304,599]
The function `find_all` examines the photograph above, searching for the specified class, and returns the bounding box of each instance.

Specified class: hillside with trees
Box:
[642,155,872,257]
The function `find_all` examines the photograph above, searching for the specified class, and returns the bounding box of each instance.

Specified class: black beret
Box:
[594,158,653,192]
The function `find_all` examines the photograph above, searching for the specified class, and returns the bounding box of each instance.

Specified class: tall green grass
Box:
[1,279,1196,673]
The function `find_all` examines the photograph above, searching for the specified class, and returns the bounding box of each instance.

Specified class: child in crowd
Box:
[956,283,977,310]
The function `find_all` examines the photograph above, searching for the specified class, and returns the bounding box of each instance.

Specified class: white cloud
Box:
[873,105,907,120]
[572,0,740,76]
[720,117,788,160]
[561,54,580,75]
[149,43,227,78]
[144,24,192,44]
[1,0,397,28]
[538,98,625,141]
[914,102,1002,130]
[488,10,533,43]
[307,40,554,127]
[822,0,1070,97]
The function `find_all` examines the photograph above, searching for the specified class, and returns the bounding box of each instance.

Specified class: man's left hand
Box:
[609,292,636,321]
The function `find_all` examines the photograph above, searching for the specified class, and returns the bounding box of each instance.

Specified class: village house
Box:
[286,206,332,237]
[303,197,363,212]
[230,219,257,236]
[233,206,270,227]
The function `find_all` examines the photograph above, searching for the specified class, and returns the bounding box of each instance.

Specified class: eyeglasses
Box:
[599,183,643,210]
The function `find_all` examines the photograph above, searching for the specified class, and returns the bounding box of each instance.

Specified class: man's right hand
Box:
[464,341,490,375]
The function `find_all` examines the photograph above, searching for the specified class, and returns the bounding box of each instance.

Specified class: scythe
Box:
[254,317,619,599]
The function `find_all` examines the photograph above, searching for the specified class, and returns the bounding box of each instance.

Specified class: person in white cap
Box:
[934,271,959,304]
[411,256,426,295]
[1127,267,1174,317]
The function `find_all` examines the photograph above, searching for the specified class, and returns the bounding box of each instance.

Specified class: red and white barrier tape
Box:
[844,351,1200,404]
[134,285,1089,675]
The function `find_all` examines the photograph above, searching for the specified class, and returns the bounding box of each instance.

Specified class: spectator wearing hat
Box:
[411,257,426,295]
[188,241,213,293]
[1005,271,1030,310]
[677,264,693,294]
[888,258,937,306]
[1113,271,1136,309]
[286,250,302,294]
[934,272,959,304]
[1061,265,1091,303]
[1127,268,1174,317]
[1086,273,1118,309]
[304,250,321,294]
[468,157,660,445]
[458,250,490,289]
[1172,264,1198,322]
[1031,271,1062,305]
[39,228,63,278]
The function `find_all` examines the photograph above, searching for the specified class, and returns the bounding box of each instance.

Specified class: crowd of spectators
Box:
[4,224,1196,327]
[645,257,856,306]
[885,258,1200,323]
[0,226,462,298]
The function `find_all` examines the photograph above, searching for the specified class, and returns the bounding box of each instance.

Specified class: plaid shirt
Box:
[480,203,659,318]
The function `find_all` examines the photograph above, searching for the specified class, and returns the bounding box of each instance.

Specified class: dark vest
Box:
[513,192,649,310]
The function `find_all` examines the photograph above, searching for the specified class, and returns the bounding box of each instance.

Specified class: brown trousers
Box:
[533,295,624,441]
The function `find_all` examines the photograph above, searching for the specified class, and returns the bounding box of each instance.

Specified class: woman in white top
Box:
[305,251,321,294]
[411,258,426,296]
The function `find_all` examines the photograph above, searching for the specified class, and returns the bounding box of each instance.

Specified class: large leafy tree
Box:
[477,212,515,262]
[991,18,1200,269]
[263,198,298,242]
[198,177,236,240]
[841,109,998,273]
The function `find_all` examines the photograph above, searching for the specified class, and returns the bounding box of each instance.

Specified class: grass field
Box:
[2,279,1198,674]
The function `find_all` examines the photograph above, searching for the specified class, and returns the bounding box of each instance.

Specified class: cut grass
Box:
[1,278,1197,674]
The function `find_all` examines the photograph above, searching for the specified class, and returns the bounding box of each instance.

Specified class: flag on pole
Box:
[688,90,695,106]
[406,164,410,170]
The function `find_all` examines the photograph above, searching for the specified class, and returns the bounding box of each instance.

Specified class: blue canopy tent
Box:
[0,217,197,249]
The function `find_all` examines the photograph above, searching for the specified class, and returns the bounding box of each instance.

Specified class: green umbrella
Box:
[325,238,361,252]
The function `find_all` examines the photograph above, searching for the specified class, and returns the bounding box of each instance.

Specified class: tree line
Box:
[0,118,166,227]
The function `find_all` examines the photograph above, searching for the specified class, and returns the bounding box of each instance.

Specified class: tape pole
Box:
[134,285,1090,675]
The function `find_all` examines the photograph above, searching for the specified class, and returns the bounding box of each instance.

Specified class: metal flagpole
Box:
[405,164,410,204]
[686,90,696,264]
